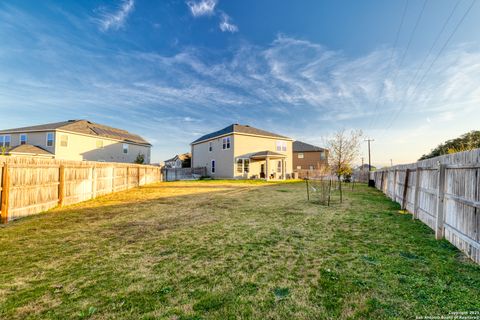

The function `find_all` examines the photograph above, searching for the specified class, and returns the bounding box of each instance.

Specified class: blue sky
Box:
[0,0,479,165]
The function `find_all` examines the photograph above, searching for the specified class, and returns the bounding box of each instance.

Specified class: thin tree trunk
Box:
[338,176,342,203]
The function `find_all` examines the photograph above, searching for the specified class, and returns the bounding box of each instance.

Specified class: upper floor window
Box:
[320,151,326,160]
[276,141,287,152]
[209,141,213,152]
[222,137,230,150]
[298,153,304,159]
[46,132,54,147]
[20,134,27,145]
[0,135,11,147]
[96,140,104,149]
[123,143,129,154]
[60,134,68,147]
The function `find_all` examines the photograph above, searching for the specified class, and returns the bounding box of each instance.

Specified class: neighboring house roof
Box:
[165,153,191,163]
[6,144,53,156]
[0,120,151,146]
[293,141,326,152]
[192,124,292,144]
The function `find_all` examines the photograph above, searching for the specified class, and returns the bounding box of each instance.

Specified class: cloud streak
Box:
[219,12,238,32]
[187,0,216,17]
[95,0,135,31]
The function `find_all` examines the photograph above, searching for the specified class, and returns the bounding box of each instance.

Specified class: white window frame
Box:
[298,153,304,159]
[296,166,302,170]
[46,132,54,147]
[123,143,129,154]
[0,135,10,147]
[20,134,28,145]
[236,158,250,174]
[222,137,231,150]
[60,134,68,147]
[211,159,216,174]
[320,151,326,160]
[276,141,287,152]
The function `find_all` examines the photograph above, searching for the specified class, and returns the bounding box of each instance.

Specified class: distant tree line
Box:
[419,130,480,160]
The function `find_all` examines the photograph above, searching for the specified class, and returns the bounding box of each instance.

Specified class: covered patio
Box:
[249,150,287,180]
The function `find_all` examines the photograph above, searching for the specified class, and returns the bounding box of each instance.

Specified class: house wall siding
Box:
[293,151,328,170]
[192,135,234,178]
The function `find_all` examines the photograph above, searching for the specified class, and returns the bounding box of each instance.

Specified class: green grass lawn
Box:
[0,181,479,319]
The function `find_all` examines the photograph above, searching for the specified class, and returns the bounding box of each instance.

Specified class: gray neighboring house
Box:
[164,153,191,168]
[0,120,152,163]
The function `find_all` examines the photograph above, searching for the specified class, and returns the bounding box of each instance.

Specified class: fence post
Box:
[380,171,384,191]
[91,166,97,199]
[435,163,446,240]
[413,165,421,220]
[111,167,115,192]
[58,165,65,207]
[1,163,10,224]
[126,166,130,189]
[138,166,141,186]
[393,169,397,201]
[402,168,410,210]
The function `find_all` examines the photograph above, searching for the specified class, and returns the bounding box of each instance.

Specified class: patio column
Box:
[282,159,286,180]
[265,157,269,180]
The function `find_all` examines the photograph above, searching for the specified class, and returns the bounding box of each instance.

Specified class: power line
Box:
[383,0,476,132]
[369,0,428,132]
[367,0,409,132]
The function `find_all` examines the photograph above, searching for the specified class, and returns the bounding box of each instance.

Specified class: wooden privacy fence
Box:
[372,149,480,264]
[162,167,207,181]
[0,156,162,223]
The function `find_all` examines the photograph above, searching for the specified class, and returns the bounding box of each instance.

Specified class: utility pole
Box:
[365,139,375,187]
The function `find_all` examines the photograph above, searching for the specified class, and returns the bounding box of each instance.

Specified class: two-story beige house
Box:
[191,124,293,180]
[0,120,151,163]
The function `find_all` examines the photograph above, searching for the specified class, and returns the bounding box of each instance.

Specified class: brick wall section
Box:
[293,151,328,170]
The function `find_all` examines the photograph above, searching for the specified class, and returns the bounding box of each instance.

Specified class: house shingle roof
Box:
[7,144,53,155]
[293,141,325,152]
[250,150,287,158]
[192,124,291,144]
[0,120,151,146]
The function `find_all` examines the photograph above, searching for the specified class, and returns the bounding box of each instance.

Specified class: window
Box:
[222,137,230,150]
[96,140,104,149]
[211,160,216,174]
[277,161,282,173]
[0,135,10,147]
[236,158,250,174]
[298,153,304,159]
[60,135,68,147]
[46,132,54,147]
[123,144,129,154]
[209,141,213,152]
[296,166,302,170]
[236,159,243,173]
[309,165,314,170]
[276,141,287,152]
[20,134,27,145]
[244,159,249,173]
[320,151,326,160]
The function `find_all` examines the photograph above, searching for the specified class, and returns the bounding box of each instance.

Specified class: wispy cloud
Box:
[1,3,480,163]
[95,0,135,31]
[219,12,238,33]
[187,0,216,17]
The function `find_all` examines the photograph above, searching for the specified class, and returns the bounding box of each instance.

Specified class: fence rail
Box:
[162,167,207,181]
[0,156,162,223]
[372,149,480,264]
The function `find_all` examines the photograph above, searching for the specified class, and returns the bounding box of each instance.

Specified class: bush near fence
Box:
[0,156,162,223]
[372,148,480,264]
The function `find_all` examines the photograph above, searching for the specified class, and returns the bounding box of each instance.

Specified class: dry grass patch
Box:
[0,180,479,319]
